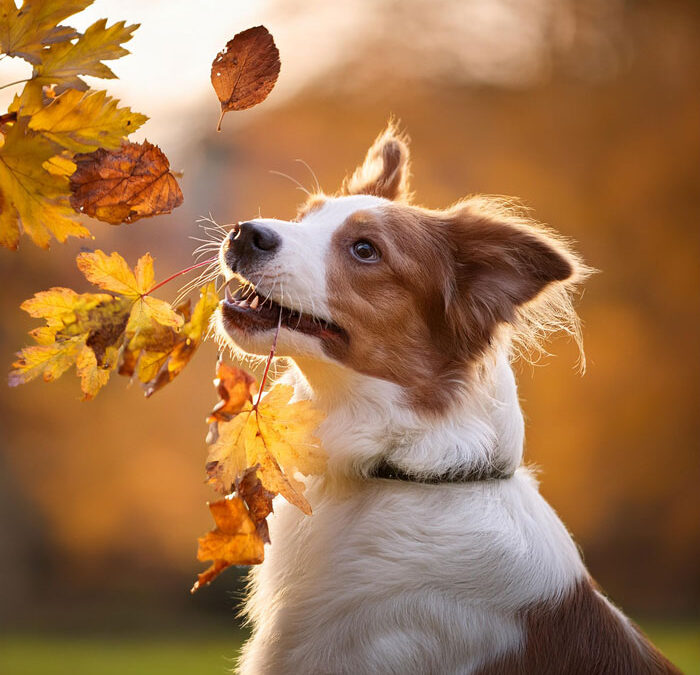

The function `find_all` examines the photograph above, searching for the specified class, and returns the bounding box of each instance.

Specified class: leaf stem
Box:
[145,257,216,295]
[0,78,30,91]
[253,308,283,409]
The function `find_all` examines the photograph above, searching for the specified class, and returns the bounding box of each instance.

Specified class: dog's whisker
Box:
[269,169,311,197]
[295,158,322,194]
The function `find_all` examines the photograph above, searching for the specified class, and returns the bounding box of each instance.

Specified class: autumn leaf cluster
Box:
[193,360,326,591]
[9,250,218,399]
[0,0,182,250]
[4,5,306,593]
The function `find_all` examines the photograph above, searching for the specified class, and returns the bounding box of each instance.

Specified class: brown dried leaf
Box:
[208,359,258,424]
[236,467,274,544]
[191,496,265,592]
[211,26,280,131]
[69,140,183,224]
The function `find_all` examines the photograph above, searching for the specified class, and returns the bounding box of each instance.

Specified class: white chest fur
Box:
[237,351,586,674]
[239,470,585,675]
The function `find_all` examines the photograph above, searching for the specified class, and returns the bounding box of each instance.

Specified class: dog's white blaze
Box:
[249,195,387,321]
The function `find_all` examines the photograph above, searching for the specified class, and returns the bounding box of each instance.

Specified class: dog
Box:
[215,123,679,674]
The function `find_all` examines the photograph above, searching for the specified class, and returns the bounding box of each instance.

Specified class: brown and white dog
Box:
[215,123,680,674]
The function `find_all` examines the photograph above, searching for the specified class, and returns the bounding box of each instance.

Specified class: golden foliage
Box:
[0,119,87,249]
[206,383,326,515]
[29,89,147,153]
[0,0,90,65]
[3,12,318,595]
[195,362,327,590]
[0,1,181,249]
[9,250,218,400]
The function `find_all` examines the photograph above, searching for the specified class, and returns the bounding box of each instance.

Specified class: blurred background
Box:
[1,0,698,672]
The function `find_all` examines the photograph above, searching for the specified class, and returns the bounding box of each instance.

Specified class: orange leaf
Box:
[207,359,258,425]
[211,26,280,131]
[191,496,265,593]
[69,140,183,224]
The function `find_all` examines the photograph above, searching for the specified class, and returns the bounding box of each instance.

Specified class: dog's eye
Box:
[350,240,380,263]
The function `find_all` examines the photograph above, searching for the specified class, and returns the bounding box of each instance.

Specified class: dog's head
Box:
[217,123,588,412]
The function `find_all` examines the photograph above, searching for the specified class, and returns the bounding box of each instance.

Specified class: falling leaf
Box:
[206,383,326,514]
[0,0,91,65]
[0,119,88,249]
[29,89,148,153]
[69,140,184,224]
[191,496,265,592]
[211,26,280,131]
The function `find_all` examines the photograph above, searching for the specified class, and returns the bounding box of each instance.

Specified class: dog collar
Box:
[368,460,514,484]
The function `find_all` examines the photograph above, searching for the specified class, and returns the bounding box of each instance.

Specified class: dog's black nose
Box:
[225,221,281,271]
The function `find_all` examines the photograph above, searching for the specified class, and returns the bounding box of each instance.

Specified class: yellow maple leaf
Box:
[76,250,184,329]
[207,384,326,515]
[0,0,90,65]
[9,334,85,386]
[0,120,88,249]
[75,343,112,400]
[28,89,148,153]
[76,249,142,297]
[31,18,138,93]
[8,249,209,398]
[119,282,219,395]
[9,282,132,394]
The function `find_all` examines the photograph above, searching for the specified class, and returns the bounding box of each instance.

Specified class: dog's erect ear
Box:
[446,202,579,321]
[341,122,411,201]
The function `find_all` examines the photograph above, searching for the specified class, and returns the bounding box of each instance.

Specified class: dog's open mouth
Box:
[221,282,348,345]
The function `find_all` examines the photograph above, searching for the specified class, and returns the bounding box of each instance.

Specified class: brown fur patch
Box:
[475,579,681,675]
[324,200,582,413]
[341,122,412,201]
[296,194,327,220]
[325,206,456,411]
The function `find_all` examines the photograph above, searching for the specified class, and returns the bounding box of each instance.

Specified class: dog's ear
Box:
[445,201,580,325]
[341,121,411,201]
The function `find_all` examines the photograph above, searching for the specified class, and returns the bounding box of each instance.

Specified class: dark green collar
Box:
[368,460,514,484]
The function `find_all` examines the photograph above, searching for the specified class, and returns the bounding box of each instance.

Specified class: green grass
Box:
[0,623,697,674]
[642,622,700,675]
[0,635,243,675]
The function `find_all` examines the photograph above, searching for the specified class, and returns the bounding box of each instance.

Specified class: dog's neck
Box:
[288,348,524,483]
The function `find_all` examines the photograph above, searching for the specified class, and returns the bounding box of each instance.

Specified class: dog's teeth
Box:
[225,285,233,302]
[250,295,259,310]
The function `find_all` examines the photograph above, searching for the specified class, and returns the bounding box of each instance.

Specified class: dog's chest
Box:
[240,473,585,675]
